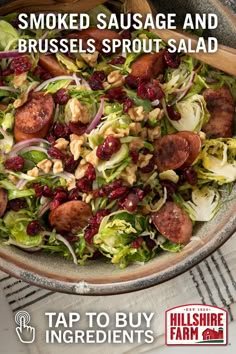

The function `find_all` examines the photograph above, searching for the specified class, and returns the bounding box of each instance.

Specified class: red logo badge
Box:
[165,304,228,345]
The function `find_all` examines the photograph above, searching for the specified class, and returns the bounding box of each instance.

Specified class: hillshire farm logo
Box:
[165,304,228,345]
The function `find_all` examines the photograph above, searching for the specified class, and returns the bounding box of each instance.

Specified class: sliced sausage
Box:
[39,54,68,77]
[176,131,201,167]
[48,200,92,234]
[202,86,235,138]
[130,51,165,80]
[14,92,54,142]
[154,134,189,172]
[0,188,8,217]
[151,201,192,244]
[0,104,7,110]
[67,28,122,54]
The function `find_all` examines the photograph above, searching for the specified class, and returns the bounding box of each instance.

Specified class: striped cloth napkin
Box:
[0,233,236,354]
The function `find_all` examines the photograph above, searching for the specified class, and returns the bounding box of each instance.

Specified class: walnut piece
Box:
[54,138,69,150]
[81,51,99,67]
[27,167,39,177]
[37,159,53,174]
[52,159,64,174]
[128,106,147,122]
[107,70,124,88]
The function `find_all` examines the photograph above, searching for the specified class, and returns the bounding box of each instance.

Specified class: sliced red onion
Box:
[151,99,160,107]
[34,75,75,92]
[38,200,51,218]
[81,78,91,90]
[9,138,50,157]
[0,128,8,139]
[0,86,19,93]
[19,146,49,156]
[72,73,82,87]
[55,234,77,265]
[86,98,105,134]
[57,172,75,181]
[54,103,60,121]
[171,72,196,105]
[16,179,28,190]
[0,51,23,59]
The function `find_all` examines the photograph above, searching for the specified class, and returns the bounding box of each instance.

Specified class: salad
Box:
[0,5,235,269]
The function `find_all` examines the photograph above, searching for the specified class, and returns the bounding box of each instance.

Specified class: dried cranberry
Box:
[84,226,98,244]
[85,163,96,181]
[2,68,13,76]
[33,183,43,197]
[108,186,128,200]
[42,185,54,198]
[122,192,139,212]
[4,156,24,171]
[53,122,70,139]
[69,121,87,136]
[96,145,110,161]
[53,89,70,105]
[93,189,106,198]
[133,188,145,201]
[131,237,143,249]
[54,191,68,202]
[103,135,121,154]
[9,198,26,211]
[96,136,121,161]
[109,56,126,65]
[123,98,134,113]
[95,209,110,224]
[101,179,123,194]
[183,167,198,185]
[50,199,60,211]
[145,237,156,250]
[10,56,32,75]
[88,71,106,91]
[33,65,44,77]
[164,51,180,68]
[160,180,178,197]
[125,74,145,89]
[68,188,80,200]
[54,187,66,194]
[121,30,132,40]
[46,132,56,144]
[140,157,155,173]
[106,88,127,102]
[77,177,92,192]
[26,220,43,236]
[64,156,78,173]
[137,81,164,101]
[130,151,139,164]
[41,72,52,81]
[167,105,181,121]
[48,147,66,160]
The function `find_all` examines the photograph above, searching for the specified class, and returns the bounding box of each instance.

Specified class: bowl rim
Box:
[0,213,235,295]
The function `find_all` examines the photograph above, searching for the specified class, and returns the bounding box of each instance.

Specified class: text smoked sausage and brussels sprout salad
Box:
[0,5,235,268]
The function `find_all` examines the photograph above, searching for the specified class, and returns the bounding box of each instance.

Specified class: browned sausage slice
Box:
[0,188,8,218]
[202,86,235,138]
[151,201,192,244]
[14,92,54,142]
[48,200,92,234]
[154,134,189,172]
[39,54,68,77]
[177,131,201,167]
[130,51,165,80]
[0,104,7,110]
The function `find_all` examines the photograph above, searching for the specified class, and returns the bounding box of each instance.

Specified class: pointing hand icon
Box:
[15,312,35,344]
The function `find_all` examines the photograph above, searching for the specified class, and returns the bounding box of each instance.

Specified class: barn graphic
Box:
[201,327,224,342]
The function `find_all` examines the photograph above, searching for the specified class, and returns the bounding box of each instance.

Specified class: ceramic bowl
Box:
[0,0,236,295]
